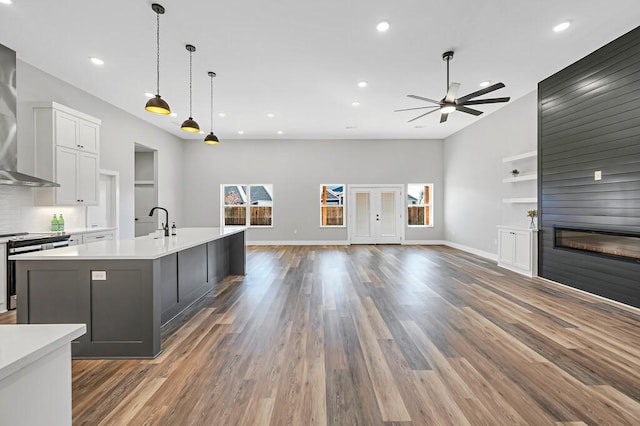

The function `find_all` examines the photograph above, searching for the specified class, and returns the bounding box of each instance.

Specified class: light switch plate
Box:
[594,170,602,180]
[91,271,107,281]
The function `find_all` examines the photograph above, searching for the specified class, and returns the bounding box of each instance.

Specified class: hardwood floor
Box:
[2,245,640,425]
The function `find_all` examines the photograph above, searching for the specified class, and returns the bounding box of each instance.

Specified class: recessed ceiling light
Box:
[479,81,491,88]
[277,130,283,135]
[237,130,244,135]
[266,113,275,118]
[198,131,204,134]
[218,112,226,118]
[376,21,390,32]
[0,0,13,5]
[169,112,177,117]
[144,92,154,98]
[90,57,104,66]
[352,101,361,107]
[553,21,571,32]
[358,81,368,88]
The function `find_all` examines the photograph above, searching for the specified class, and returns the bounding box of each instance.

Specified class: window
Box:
[320,184,345,227]
[407,183,433,226]
[223,184,273,227]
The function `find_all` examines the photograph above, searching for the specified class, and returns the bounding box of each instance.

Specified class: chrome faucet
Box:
[148,207,169,236]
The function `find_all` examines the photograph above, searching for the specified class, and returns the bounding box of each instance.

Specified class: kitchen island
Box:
[11,227,245,359]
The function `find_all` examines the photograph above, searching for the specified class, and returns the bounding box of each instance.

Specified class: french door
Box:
[348,185,403,244]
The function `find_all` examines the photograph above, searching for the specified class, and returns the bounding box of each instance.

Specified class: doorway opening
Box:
[134,144,158,237]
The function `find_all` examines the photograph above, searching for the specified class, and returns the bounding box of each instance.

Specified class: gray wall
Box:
[444,91,538,256]
[182,139,444,242]
[14,60,185,238]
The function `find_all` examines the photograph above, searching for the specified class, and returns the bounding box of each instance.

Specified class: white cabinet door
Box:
[78,120,99,154]
[55,147,79,205]
[498,229,515,264]
[513,232,531,271]
[78,152,99,205]
[54,110,78,149]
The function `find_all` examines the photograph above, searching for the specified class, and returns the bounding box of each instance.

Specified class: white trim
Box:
[443,241,498,261]
[502,151,536,162]
[536,276,640,314]
[401,240,446,245]
[90,169,119,239]
[248,240,349,246]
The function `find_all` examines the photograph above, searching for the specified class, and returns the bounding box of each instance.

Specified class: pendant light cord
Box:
[210,74,214,131]
[189,50,193,117]
[156,12,160,95]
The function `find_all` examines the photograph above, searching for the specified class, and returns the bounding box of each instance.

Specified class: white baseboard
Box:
[443,241,498,262]
[247,240,349,246]
[537,276,640,314]
[401,240,446,245]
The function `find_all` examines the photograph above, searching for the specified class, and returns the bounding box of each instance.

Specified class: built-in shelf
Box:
[503,197,537,204]
[502,151,536,163]
[134,180,155,185]
[503,174,537,183]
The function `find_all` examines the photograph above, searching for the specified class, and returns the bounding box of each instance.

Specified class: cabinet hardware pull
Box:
[95,236,105,239]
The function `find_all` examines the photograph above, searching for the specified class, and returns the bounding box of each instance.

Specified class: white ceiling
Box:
[1,1,639,141]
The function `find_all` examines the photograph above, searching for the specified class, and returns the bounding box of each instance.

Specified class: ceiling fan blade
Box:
[456,82,506,103]
[457,106,484,116]
[460,97,511,105]
[408,108,439,123]
[440,112,449,123]
[394,106,440,112]
[444,82,460,103]
[407,95,441,105]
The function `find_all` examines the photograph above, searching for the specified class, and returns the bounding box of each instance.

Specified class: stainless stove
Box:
[4,232,71,310]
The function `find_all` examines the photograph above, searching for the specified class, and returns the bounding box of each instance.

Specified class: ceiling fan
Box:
[395,51,510,123]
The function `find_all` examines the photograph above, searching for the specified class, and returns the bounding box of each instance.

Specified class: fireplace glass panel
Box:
[554,228,640,261]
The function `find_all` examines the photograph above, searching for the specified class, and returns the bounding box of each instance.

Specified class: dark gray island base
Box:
[15,228,245,359]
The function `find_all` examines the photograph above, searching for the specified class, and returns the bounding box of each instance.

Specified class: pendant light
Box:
[145,3,171,115]
[204,72,219,145]
[181,44,200,132]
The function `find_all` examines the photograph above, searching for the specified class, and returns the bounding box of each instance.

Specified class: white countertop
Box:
[9,227,245,261]
[0,324,86,381]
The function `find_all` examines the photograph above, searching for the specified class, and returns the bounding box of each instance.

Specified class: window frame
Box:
[319,184,346,228]
[221,184,274,228]
[406,183,433,227]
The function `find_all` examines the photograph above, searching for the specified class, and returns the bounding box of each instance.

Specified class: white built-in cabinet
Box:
[497,226,538,277]
[34,102,101,206]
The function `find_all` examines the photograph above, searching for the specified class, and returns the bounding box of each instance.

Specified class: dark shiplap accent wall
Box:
[538,26,640,308]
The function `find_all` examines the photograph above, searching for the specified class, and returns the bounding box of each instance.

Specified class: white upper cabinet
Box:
[34,102,101,206]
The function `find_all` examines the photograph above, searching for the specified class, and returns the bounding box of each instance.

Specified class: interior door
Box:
[349,186,402,244]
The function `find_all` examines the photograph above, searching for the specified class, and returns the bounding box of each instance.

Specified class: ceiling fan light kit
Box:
[180,44,200,133]
[395,50,511,123]
[145,3,171,115]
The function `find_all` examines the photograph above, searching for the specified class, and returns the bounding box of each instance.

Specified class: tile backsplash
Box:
[0,186,85,233]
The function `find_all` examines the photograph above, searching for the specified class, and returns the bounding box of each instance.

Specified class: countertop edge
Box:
[0,324,86,382]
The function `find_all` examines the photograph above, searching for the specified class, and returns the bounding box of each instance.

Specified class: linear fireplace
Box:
[554,226,640,263]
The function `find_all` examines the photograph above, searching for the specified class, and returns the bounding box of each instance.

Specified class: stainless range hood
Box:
[0,43,59,187]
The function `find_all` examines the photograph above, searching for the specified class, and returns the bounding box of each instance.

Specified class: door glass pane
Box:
[249,184,273,226]
[355,192,370,237]
[380,191,396,236]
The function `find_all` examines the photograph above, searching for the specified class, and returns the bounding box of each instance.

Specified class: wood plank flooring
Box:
[2,245,640,425]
